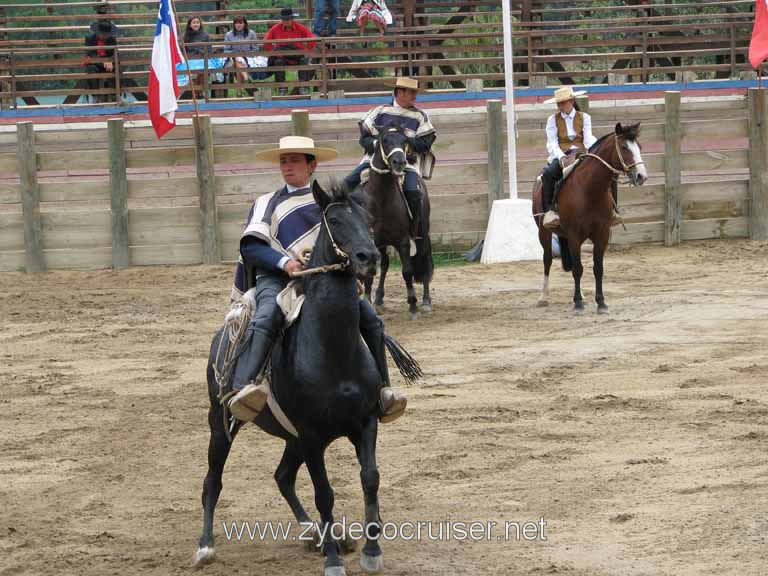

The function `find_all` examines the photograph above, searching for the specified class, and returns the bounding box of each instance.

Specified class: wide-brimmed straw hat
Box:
[393,77,419,92]
[544,86,587,104]
[255,135,338,163]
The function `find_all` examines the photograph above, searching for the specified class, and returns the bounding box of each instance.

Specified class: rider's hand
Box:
[283,259,305,277]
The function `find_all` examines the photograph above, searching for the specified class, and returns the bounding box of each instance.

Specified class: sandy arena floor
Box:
[1,239,766,576]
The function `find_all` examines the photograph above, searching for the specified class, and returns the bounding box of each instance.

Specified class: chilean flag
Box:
[750,0,768,68]
[149,0,184,138]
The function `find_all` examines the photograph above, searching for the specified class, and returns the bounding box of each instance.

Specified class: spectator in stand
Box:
[181,16,211,89]
[84,20,117,103]
[346,0,392,35]
[263,8,316,95]
[224,15,268,92]
[313,0,340,37]
[90,3,120,38]
[183,16,210,57]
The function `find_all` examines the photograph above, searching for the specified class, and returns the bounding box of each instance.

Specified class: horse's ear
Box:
[312,180,330,210]
[615,122,623,136]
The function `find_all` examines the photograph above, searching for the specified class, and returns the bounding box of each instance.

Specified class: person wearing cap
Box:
[540,86,620,229]
[263,8,317,94]
[344,77,436,237]
[84,20,118,103]
[228,135,407,424]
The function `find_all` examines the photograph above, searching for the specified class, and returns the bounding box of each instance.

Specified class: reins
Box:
[289,201,351,278]
[581,133,644,182]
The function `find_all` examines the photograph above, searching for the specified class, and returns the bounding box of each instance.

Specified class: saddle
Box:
[536,151,582,186]
[535,151,584,212]
[215,289,299,438]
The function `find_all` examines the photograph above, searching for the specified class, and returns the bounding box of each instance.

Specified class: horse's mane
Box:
[323,177,373,220]
[587,133,612,153]
[324,178,351,203]
[587,123,641,153]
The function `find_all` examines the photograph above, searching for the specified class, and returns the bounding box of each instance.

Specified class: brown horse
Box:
[532,122,647,313]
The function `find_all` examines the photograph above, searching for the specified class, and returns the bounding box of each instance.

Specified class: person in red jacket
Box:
[264,7,316,94]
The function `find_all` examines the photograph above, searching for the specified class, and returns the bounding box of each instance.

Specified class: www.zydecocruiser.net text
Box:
[222,516,547,545]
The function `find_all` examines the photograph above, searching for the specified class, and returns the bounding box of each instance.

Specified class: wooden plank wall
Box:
[0,96,752,271]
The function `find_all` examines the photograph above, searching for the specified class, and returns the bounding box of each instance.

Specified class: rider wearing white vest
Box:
[540,86,621,230]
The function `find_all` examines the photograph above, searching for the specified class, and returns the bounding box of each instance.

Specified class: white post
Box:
[502,0,518,199]
[480,0,542,263]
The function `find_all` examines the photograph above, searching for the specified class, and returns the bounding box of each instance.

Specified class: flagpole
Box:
[169,0,201,122]
[501,0,517,199]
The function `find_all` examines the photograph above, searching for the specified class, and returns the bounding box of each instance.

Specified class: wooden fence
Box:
[1,90,767,272]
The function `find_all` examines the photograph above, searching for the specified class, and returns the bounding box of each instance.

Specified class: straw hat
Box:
[393,77,419,92]
[544,86,587,105]
[256,136,338,163]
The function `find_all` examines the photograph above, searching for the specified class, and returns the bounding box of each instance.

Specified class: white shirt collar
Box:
[286,183,310,193]
[560,108,576,120]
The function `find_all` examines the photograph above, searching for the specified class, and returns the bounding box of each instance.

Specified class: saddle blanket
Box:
[276,280,305,329]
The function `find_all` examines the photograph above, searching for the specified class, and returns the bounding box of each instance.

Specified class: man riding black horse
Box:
[227,135,407,424]
[344,77,436,242]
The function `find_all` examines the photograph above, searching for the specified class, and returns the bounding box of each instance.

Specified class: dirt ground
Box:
[1,239,767,576]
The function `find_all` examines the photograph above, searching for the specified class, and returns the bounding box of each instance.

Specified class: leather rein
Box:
[289,202,350,278]
[581,133,644,179]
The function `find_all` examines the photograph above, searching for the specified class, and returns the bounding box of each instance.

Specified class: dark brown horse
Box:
[532,122,647,313]
[363,126,434,320]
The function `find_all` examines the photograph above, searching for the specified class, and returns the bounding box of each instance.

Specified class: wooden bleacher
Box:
[0,0,757,109]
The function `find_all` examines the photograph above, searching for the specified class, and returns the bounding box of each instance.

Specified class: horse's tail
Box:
[558,235,573,272]
[412,234,434,284]
[384,334,423,385]
[412,188,434,284]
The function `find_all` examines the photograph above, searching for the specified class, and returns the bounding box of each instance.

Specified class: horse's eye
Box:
[329,217,340,226]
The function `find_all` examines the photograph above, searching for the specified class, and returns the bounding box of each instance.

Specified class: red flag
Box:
[750,0,768,68]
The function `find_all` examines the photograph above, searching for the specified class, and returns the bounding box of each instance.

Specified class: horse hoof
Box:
[360,553,384,573]
[421,302,433,313]
[574,304,585,313]
[325,565,347,576]
[194,546,216,567]
[536,299,549,307]
[597,305,609,315]
[409,312,419,321]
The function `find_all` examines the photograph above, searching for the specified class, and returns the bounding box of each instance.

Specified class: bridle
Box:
[290,201,350,277]
[582,133,644,181]
[369,127,407,175]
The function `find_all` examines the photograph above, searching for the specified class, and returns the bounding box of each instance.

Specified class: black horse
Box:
[196,181,412,576]
[363,126,434,320]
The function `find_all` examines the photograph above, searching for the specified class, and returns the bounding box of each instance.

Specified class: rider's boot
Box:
[228,326,273,422]
[541,174,561,230]
[360,305,407,423]
[373,341,407,424]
